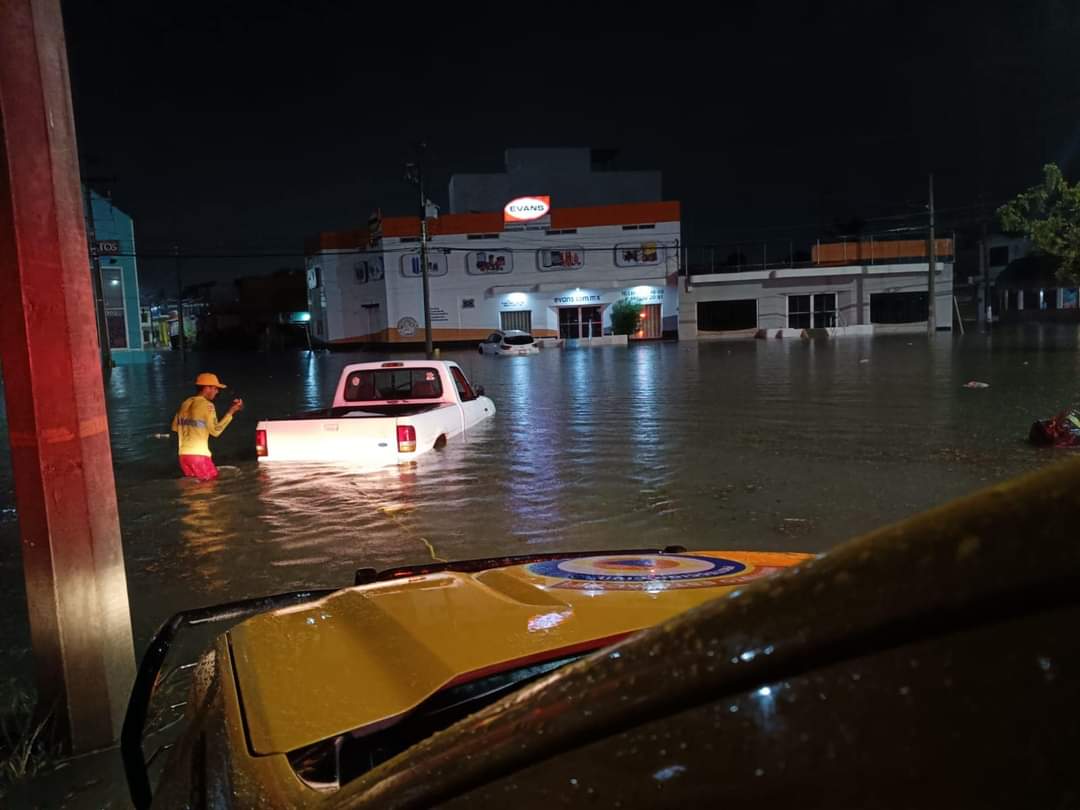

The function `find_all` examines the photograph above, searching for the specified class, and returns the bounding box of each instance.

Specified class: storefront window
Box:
[813,293,837,327]
[787,295,811,329]
[558,306,602,339]
[788,293,836,329]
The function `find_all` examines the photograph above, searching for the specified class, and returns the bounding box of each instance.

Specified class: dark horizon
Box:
[62,0,1080,292]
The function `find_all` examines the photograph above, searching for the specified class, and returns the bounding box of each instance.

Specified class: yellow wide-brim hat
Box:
[195,373,227,389]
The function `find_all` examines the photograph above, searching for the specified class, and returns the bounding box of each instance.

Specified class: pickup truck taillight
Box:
[255,429,267,457]
[397,425,416,453]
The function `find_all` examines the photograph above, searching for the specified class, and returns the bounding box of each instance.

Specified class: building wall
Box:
[88,190,143,351]
[307,250,388,343]
[308,204,681,344]
[449,148,662,214]
[680,262,955,338]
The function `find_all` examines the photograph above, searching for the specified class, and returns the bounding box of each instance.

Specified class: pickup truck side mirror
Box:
[474,385,485,397]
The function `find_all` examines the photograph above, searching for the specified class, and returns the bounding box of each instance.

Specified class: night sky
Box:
[61,0,1080,293]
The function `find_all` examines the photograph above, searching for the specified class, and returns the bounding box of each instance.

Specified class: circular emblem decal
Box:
[528,554,746,583]
[396,316,419,337]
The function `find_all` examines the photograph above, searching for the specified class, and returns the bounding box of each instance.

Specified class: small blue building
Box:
[85,190,150,363]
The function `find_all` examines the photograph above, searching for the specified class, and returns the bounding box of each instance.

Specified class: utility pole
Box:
[0,0,135,752]
[173,244,186,353]
[406,143,434,358]
[82,181,113,372]
[927,173,937,335]
[419,212,433,359]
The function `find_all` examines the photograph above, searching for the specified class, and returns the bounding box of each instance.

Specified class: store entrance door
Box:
[580,306,602,338]
[559,306,603,339]
[558,307,579,340]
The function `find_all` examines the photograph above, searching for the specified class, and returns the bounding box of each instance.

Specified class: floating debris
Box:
[779,517,814,536]
[963,381,990,389]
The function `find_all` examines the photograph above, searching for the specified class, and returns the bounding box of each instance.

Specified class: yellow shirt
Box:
[171,395,233,457]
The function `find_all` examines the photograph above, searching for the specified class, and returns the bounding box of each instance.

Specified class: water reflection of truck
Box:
[254,360,494,465]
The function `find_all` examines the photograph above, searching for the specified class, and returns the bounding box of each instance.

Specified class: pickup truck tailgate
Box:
[259,416,399,464]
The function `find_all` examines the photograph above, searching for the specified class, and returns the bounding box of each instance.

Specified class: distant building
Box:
[680,239,956,338]
[84,190,149,362]
[449,148,662,214]
[955,233,1078,322]
[992,244,1079,320]
[307,148,678,347]
[197,270,310,350]
[987,234,1030,276]
[306,201,682,346]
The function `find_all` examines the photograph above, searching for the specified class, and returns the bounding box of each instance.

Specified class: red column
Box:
[0,0,135,751]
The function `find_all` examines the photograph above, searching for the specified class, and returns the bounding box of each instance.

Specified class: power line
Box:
[119,201,1006,260]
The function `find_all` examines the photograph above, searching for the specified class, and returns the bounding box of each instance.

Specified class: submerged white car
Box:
[478,330,540,356]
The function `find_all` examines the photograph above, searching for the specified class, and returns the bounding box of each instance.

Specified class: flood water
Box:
[1,325,1079,681]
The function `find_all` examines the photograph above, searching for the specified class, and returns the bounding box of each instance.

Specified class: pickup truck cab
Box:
[255,360,494,465]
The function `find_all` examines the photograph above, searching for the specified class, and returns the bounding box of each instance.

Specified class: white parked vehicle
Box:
[255,361,494,465]
[477,330,540,356]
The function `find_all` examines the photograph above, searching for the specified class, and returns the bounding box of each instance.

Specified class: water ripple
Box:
[0,329,1075,655]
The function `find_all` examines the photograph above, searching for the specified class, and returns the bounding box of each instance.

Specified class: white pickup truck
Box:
[255,360,495,465]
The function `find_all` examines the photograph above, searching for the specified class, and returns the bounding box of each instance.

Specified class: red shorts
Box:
[179,455,218,481]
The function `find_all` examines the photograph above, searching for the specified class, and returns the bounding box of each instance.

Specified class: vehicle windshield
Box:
[287,652,584,789]
[503,334,534,346]
[342,369,443,401]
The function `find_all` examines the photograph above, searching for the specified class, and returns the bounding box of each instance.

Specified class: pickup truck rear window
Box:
[343,369,443,401]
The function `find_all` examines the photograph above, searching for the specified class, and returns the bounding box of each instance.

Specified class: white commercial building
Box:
[680,239,956,338]
[305,200,682,346]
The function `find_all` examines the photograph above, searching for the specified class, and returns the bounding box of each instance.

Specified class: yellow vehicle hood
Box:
[228,550,809,755]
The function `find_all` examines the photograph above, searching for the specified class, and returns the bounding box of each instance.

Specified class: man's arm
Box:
[206,398,243,437]
[206,408,231,437]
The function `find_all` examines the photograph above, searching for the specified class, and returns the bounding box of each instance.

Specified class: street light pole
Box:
[419,184,434,360]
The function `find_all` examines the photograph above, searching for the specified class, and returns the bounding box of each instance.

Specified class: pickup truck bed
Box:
[286,403,444,420]
[255,361,495,466]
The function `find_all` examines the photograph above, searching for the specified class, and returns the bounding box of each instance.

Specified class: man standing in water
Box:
[171,373,244,480]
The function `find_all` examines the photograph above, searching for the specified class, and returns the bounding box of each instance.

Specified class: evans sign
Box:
[504,195,551,223]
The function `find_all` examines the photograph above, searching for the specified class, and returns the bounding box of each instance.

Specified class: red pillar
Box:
[0,0,135,751]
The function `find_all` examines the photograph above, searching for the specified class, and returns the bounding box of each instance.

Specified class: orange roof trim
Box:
[307,201,680,252]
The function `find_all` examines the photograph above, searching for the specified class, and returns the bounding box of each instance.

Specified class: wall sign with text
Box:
[504,196,551,223]
[399,252,448,278]
[466,250,513,275]
[615,241,664,266]
[538,247,585,271]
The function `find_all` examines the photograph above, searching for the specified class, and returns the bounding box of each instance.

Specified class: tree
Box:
[609,299,642,335]
[997,163,1080,282]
